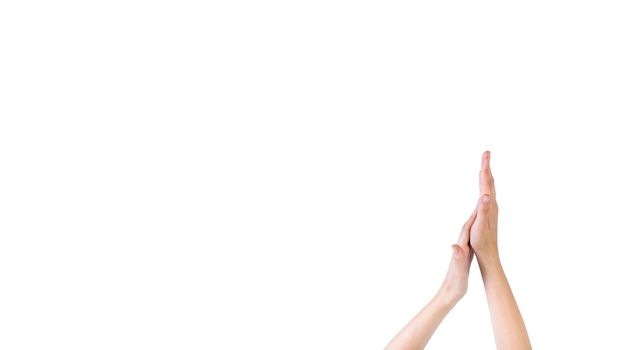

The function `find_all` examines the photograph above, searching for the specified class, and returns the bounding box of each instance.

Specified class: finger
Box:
[451,244,465,260]
[477,194,492,217]
[479,150,496,198]
[458,206,477,246]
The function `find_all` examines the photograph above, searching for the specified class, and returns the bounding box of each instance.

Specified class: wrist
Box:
[476,248,501,268]
[476,251,505,284]
[437,283,463,306]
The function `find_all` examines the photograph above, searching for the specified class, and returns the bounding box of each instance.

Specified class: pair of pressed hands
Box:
[385,152,531,350]
[442,151,498,301]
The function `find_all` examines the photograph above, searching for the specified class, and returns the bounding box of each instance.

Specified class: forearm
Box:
[385,288,460,350]
[478,253,531,350]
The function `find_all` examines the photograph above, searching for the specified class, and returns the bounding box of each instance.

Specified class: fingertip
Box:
[481,150,491,169]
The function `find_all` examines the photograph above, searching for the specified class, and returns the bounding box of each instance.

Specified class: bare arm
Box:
[384,288,458,350]
[478,253,530,349]
[385,209,477,350]
[471,151,531,350]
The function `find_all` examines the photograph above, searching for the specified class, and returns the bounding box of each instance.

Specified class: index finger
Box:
[479,150,496,199]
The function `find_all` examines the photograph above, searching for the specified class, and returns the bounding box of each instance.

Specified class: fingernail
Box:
[482,194,491,204]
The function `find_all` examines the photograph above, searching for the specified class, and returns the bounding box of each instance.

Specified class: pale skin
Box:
[385,151,531,350]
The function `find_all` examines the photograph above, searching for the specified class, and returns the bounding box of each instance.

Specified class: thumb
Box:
[478,194,492,215]
[451,244,464,260]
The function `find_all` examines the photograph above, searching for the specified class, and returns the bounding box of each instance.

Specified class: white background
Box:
[1,1,621,349]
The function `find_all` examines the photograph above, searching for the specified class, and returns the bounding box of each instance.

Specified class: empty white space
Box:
[1,1,621,349]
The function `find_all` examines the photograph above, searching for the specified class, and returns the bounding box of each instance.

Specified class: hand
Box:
[440,207,476,301]
[470,151,499,262]
[384,207,479,350]
[470,151,532,349]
